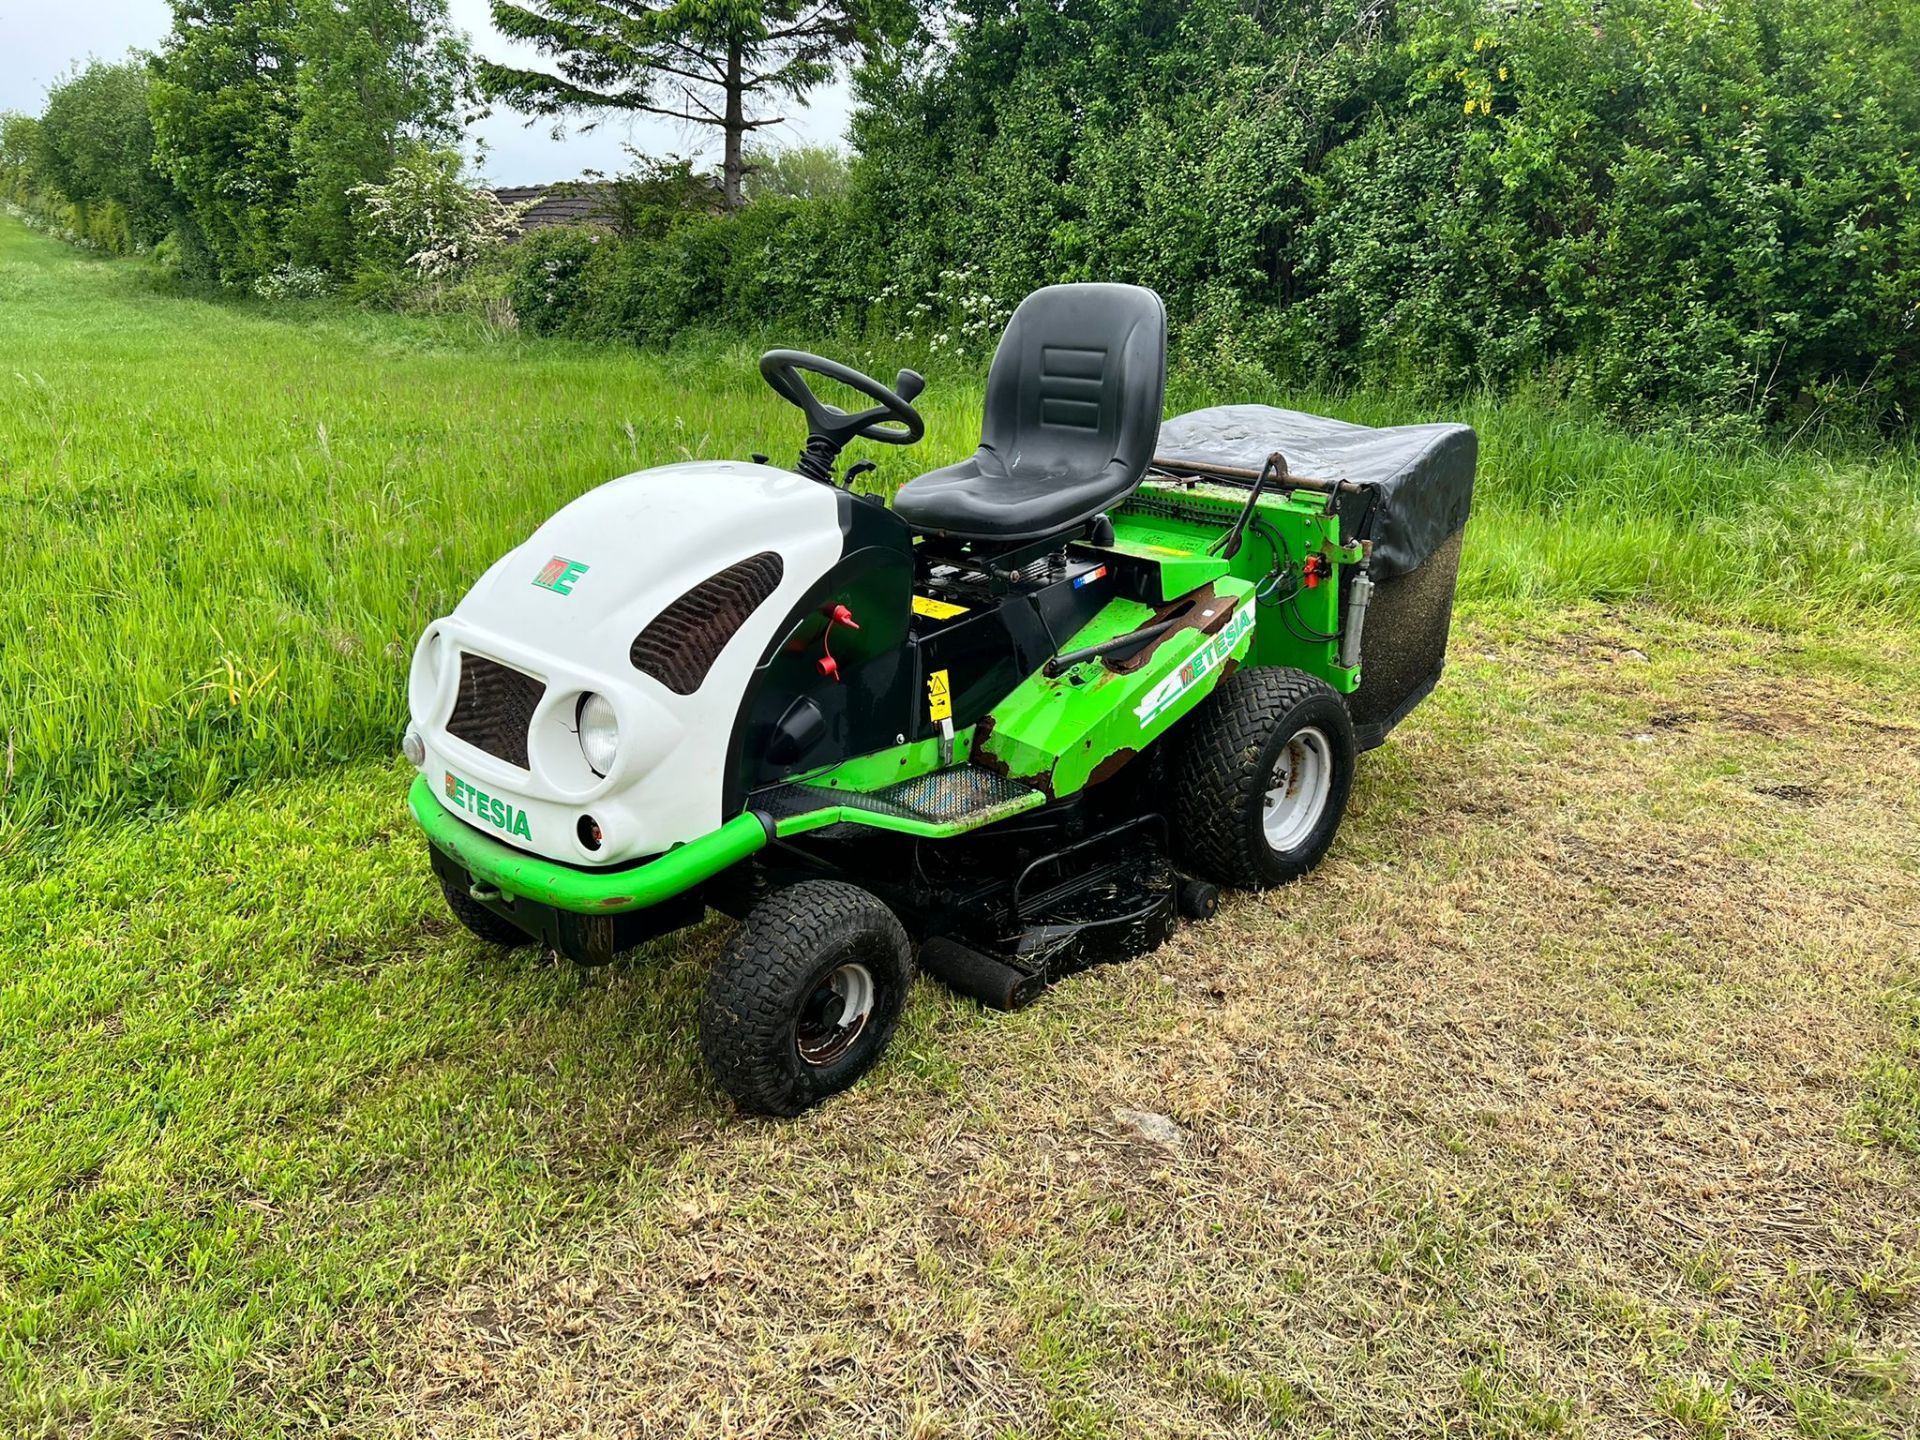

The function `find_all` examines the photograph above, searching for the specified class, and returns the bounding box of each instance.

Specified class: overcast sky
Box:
[0,0,855,184]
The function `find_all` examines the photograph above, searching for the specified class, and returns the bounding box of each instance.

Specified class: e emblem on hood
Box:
[533,556,589,595]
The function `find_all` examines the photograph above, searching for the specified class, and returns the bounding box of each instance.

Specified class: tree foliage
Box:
[840,0,1920,426]
[35,62,175,248]
[479,0,902,207]
[150,0,469,281]
[150,0,300,280]
[0,114,45,202]
[288,0,472,272]
[744,142,848,202]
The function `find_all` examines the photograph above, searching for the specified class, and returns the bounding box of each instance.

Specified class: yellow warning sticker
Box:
[911,594,969,621]
[927,668,953,723]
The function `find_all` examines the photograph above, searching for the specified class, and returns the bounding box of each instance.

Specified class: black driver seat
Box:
[891,283,1167,544]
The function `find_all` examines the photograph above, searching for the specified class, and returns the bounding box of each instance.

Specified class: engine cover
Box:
[408,461,843,865]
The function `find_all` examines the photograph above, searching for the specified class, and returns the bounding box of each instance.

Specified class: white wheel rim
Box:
[1261,726,1333,853]
[796,961,877,1066]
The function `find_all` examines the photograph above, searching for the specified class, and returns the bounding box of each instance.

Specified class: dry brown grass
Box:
[342,607,1919,1439]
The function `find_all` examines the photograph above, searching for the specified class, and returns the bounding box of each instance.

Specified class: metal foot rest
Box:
[755,766,1043,831]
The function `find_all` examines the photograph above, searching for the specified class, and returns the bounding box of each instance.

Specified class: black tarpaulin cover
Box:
[1154,405,1476,579]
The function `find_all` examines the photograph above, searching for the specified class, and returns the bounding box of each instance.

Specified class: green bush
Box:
[36,61,173,248]
[845,0,1920,430]
[505,226,613,335]
[484,0,1918,432]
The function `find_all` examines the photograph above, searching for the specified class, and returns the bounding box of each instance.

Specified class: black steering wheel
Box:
[759,349,927,449]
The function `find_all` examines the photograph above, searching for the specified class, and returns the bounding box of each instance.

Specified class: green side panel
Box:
[1117,481,1359,694]
[1084,524,1230,601]
[981,578,1257,797]
[408,774,765,913]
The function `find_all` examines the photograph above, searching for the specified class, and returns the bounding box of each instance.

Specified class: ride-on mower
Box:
[404,284,1475,1114]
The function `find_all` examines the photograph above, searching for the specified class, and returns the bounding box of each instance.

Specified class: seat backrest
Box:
[980,283,1167,484]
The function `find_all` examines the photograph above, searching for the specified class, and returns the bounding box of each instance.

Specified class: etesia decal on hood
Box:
[445,771,533,841]
[532,556,590,595]
[1133,606,1254,726]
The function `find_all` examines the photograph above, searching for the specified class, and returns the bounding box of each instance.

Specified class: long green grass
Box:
[2,213,1917,843]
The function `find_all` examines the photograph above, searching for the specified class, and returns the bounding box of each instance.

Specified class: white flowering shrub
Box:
[351,146,532,280]
[874,264,1012,356]
[253,264,332,300]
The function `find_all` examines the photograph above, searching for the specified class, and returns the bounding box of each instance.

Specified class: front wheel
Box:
[699,880,914,1116]
[1172,667,1357,888]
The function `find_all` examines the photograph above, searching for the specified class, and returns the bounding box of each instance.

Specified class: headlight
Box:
[577,692,619,777]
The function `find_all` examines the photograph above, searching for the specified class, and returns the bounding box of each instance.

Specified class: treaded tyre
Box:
[700,880,913,1116]
[1172,667,1357,889]
[437,871,530,946]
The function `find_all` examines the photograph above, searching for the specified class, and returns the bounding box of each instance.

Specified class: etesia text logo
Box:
[444,771,534,841]
[533,556,589,595]
[1133,607,1255,726]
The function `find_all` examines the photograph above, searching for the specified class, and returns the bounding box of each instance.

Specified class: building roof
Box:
[488,184,622,235]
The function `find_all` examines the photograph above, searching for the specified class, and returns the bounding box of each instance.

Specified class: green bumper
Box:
[406,775,768,913]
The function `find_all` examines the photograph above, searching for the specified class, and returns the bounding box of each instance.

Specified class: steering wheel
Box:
[759,349,926,449]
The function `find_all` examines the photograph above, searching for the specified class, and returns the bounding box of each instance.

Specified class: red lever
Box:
[1303,554,1329,590]
[817,603,860,682]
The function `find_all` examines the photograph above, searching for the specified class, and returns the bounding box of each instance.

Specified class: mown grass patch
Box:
[2,610,1914,1437]
[1858,987,1920,1158]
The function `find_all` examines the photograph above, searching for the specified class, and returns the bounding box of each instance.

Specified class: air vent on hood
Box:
[446,653,545,768]
[631,551,785,694]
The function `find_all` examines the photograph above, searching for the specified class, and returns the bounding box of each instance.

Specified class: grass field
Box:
[2,216,1917,1437]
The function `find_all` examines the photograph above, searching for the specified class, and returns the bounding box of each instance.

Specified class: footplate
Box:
[755,765,1045,838]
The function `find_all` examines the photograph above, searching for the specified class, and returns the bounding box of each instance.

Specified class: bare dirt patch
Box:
[351,608,1919,1439]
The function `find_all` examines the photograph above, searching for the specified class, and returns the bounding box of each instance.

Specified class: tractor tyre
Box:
[1172,667,1356,889]
[700,880,914,1116]
[437,871,531,947]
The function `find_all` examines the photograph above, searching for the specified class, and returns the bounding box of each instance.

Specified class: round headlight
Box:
[577,692,619,777]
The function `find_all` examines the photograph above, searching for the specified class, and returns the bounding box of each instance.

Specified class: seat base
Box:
[892,451,1141,544]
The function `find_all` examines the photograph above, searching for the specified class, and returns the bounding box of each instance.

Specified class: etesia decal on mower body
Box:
[531,555,590,595]
[1132,606,1254,726]
[444,771,534,841]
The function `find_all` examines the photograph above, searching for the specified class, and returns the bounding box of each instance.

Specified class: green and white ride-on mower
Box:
[404,283,1476,1115]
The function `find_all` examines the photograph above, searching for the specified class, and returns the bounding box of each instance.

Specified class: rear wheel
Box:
[1172,667,1356,888]
[699,880,913,1116]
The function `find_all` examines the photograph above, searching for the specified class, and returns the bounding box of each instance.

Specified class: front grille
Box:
[631,551,784,694]
[445,652,545,768]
